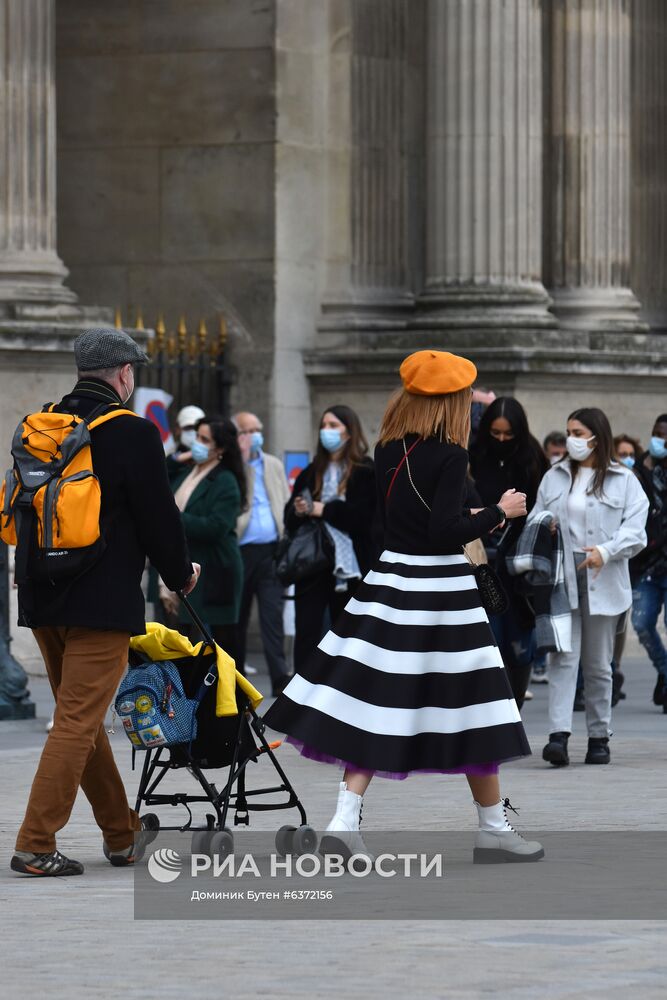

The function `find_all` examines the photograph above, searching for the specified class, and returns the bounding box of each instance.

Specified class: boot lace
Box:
[502,797,521,835]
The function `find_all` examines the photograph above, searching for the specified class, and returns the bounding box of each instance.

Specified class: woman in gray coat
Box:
[528,408,648,767]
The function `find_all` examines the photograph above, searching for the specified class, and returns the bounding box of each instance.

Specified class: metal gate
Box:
[118,311,233,417]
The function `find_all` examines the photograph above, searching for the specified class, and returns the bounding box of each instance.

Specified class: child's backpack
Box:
[0,402,136,585]
[115,660,200,750]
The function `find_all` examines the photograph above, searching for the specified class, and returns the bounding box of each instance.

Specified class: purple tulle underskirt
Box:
[285,736,500,781]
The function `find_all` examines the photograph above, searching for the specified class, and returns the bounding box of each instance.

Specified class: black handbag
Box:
[275,519,334,586]
[465,556,510,617]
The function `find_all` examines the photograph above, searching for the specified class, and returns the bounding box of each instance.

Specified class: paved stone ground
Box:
[1,653,666,998]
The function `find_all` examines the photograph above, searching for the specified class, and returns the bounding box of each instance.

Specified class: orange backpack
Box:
[0,402,137,584]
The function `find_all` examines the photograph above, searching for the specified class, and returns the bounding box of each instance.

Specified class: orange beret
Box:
[399,350,477,396]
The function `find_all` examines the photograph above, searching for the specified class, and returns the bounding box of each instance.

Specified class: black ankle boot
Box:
[585,737,610,764]
[542,732,570,767]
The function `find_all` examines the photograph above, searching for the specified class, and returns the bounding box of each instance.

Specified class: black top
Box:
[18,379,193,634]
[375,436,503,555]
[469,441,548,553]
[285,458,377,575]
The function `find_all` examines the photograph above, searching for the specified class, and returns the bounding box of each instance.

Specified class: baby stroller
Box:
[117,592,315,858]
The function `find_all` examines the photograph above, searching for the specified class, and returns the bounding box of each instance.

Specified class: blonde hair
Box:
[378,387,471,447]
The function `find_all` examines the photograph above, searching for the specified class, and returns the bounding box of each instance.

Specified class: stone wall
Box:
[54,0,278,435]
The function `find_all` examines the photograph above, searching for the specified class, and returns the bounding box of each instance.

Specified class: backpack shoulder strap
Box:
[88,407,139,431]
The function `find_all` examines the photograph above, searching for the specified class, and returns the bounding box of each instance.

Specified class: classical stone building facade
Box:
[1,0,666,459]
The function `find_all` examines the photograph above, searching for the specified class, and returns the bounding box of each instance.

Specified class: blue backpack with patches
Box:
[115,660,199,750]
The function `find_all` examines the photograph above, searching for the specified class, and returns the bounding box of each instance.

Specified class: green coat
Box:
[172,466,243,626]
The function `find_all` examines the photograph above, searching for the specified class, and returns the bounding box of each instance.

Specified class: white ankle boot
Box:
[319,781,375,863]
[473,797,544,864]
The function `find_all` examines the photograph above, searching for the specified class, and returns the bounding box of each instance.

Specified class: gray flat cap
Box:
[74,327,149,371]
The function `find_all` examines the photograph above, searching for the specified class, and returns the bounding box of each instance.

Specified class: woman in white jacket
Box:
[528,408,648,766]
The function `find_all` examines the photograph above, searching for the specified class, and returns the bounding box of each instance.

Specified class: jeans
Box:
[631,573,667,681]
[488,607,535,710]
[548,554,615,738]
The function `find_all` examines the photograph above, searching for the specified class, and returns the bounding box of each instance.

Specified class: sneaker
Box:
[103,813,160,867]
[523,689,534,701]
[542,731,570,767]
[584,737,610,765]
[531,664,548,684]
[11,849,84,877]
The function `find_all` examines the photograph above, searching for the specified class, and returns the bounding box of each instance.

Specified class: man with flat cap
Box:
[11,327,200,877]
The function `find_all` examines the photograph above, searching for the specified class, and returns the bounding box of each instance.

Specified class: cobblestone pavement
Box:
[1,655,666,998]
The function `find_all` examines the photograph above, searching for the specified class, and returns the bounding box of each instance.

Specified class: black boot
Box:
[653,675,665,707]
[542,732,570,767]
[585,737,610,765]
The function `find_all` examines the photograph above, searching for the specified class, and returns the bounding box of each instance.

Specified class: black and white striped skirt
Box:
[263,550,531,779]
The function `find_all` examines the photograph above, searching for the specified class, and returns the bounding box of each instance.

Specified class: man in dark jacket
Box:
[11,327,200,877]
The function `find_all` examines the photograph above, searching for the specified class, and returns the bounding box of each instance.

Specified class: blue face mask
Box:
[320,428,344,453]
[250,431,264,453]
[190,440,211,465]
[649,436,667,460]
[620,456,635,469]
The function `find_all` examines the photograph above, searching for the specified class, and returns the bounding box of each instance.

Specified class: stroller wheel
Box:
[191,830,214,856]
[209,829,234,859]
[292,825,318,856]
[275,825,297,857]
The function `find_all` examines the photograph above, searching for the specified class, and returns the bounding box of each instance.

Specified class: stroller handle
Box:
[176,590,216,652]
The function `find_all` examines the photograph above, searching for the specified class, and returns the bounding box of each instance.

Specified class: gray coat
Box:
[528,460,648,617]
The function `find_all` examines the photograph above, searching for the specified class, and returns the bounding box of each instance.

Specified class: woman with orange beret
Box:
[264,350,544,863]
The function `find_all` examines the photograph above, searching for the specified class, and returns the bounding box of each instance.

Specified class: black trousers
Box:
[293,572,358,674]
[237,543,289,689]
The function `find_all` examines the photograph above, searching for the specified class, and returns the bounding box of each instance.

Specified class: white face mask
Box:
[566,435,595,462]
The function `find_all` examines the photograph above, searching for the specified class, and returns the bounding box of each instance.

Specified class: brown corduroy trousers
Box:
[15,626,141,855]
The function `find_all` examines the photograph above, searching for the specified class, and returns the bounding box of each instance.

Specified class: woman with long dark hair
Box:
[469,397,548,708]
[160,416,247,667]
[285,405,376,674]
[530,408,648,767]
[265,351,543,864]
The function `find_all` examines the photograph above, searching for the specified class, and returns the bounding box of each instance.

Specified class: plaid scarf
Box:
[505,511,572,654]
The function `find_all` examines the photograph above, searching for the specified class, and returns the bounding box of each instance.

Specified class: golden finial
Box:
[167,335,177,360]
[177,315,187,337]
[155,315,166,349]
[187,334,198,362]
[146,336,156,358]
[135,308,145,331]
[114,307,122,329]
[198,318,208,338]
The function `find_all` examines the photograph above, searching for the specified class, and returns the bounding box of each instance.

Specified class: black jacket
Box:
[285,458,376,575]
[17,379,193,634]
[376,436,502,555]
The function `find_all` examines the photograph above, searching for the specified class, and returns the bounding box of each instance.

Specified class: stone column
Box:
[320,0,414,331]
[419,0,553,329]
[630,0,667,331]
[545,0,643,331]
[0,0,75,304]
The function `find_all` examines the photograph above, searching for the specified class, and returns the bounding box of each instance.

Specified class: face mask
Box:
[488,437,516,458]
[550,454,564,465]
[566,435,595,462]
[619,456,635,469]
[250,431,264,453]
[649,436,667,460]
[180,429,197,449]
[320,428,344,453]
[120,371,134,405]
[190,440,211,465]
